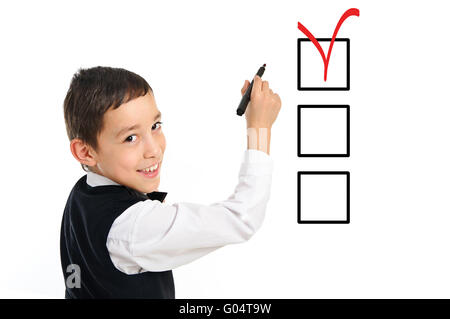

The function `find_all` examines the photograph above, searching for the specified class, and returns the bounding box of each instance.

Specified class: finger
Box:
[262,80,269,92]
[241,80,250,96]
[251,75,262,99]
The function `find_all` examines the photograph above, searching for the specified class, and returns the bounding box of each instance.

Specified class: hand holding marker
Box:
[236,64,266,116]
[237,64,282,155]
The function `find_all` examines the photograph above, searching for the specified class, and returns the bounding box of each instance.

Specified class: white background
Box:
[1,0,450,298]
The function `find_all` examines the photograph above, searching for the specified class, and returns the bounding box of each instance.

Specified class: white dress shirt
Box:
[86,149,274,274]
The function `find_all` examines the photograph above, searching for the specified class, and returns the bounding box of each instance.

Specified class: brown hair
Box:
[63,66,153,172]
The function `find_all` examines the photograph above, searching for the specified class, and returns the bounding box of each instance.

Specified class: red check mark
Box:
[298,8,360,81]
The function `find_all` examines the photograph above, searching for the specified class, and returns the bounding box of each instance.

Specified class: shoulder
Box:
[65,175,146,216]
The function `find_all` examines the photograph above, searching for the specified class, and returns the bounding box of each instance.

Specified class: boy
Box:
[60,66,281,299]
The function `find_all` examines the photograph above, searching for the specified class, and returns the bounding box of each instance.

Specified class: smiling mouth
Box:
[137,162,161,178]
[137,162,159,173]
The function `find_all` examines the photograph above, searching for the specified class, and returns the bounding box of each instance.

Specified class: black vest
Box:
[60,175,175,299]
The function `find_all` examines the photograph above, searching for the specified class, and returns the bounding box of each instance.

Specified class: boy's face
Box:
[91,91,166,194]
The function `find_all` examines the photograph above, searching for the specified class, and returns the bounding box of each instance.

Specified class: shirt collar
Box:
[86,171,121,187]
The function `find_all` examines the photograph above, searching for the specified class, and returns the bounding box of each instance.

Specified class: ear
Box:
[70,138,98,168]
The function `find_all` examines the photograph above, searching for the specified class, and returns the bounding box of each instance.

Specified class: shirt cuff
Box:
[239,149,274,176]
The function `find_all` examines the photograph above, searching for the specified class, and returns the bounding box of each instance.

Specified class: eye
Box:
[152,121,163,131]
[124,135,137,143]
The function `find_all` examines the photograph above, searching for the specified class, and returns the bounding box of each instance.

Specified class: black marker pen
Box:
[236,64,266,116]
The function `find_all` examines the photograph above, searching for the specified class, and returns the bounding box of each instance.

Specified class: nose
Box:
[143,134,161,159]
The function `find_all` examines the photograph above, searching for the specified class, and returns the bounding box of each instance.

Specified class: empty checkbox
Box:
[298,171,350,223]
[298,105,349,157]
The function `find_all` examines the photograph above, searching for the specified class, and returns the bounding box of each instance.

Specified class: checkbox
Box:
[297,172,350,224]
[298,105,350,157]
[297,38,350,90]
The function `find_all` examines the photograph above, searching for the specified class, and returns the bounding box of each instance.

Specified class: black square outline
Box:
[297,105,350,157]
[297,171,350,224]
[297,38,350,91]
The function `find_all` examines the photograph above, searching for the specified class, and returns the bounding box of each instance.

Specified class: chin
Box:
[143,182,160,194]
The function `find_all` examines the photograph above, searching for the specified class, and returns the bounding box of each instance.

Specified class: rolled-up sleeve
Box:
[106,149,274,273]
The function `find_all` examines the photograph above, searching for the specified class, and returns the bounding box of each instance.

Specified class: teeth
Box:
[142,163,158,173]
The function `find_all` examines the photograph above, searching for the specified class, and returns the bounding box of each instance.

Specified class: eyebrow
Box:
[115,112,162,138]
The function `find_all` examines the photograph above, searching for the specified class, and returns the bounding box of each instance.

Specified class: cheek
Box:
[118,150,140,170]
[105,147,139,172]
